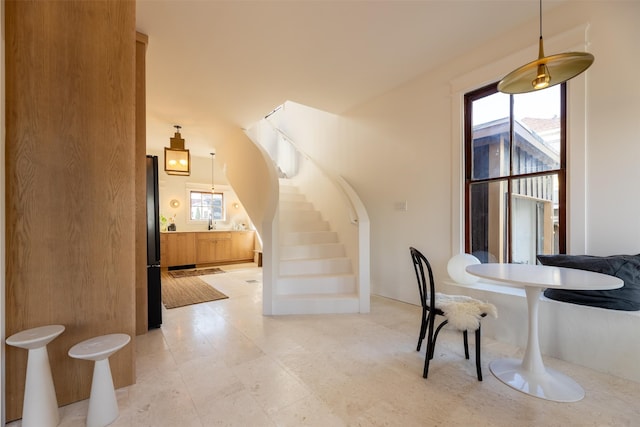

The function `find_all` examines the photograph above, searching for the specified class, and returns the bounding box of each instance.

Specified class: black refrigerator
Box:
[146,155,163,329]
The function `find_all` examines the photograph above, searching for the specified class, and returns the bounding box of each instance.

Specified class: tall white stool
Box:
[6,324,65,427]
[68,333,131,427]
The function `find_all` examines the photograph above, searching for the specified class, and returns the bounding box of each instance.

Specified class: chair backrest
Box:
[410,247,436,311]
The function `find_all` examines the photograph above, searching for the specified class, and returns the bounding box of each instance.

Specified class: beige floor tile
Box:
[7,264,639,427]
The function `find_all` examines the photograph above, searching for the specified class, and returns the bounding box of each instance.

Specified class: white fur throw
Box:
[429,293,498,331]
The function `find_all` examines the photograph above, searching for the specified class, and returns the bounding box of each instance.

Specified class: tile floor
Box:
[9,264,639,426]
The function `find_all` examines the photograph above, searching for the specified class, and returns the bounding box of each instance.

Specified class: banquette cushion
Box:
[536,254,640,311]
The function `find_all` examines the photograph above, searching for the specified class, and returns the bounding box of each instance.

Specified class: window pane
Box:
[191,205,205,220]
[512,86,561,173]
[511,174,559,264]
[212,194,223,220]
[471,91,511,180]
[465,82,565,261]
[190,191,224,221]
[468,180,508,263]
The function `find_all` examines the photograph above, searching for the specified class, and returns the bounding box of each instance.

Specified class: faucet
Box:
[208,216,214,230]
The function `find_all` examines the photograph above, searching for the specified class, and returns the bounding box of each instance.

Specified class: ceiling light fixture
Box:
[497,0,594,94]
[164,125,190,176]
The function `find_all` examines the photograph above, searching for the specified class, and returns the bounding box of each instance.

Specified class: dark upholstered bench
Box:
[537,254,640,311]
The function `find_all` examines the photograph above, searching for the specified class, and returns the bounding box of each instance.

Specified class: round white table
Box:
[466,263,622,402]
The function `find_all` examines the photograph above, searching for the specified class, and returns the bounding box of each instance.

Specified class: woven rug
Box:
[168,267,225,278]
[162,273,228,309]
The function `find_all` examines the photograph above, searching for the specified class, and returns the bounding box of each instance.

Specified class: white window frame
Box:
[185,183,232,224]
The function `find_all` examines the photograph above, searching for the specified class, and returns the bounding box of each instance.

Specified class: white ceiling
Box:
[136,0,562,158]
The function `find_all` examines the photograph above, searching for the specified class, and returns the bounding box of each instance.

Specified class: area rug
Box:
[162,273,228,309]
[168,267,225,278]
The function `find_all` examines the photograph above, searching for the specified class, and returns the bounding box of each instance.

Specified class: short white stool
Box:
[68,333,131,427]
[6,324,65,427]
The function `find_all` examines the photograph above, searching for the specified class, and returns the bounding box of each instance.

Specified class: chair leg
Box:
[429,319,448,360]
[417,308,427,351]
[463,330,469,359]
[423,314,437,378]
[422,349,431,379]
[475,326,483,381]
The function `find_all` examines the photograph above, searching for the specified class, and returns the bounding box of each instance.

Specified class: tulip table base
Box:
[465,263,622,403]
[490,358,584,402]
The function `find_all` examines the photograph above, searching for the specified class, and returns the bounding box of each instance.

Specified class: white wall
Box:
[321,1,640,306]
[578,3,640,255]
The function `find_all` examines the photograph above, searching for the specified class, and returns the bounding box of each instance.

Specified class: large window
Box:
[464,82,566,264]
[190,190,224,221]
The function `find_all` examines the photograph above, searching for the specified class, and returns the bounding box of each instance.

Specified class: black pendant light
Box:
[497,0,594,94]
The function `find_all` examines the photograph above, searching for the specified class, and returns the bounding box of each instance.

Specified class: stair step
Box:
[279,182,300,192]
[272,294,360,315]
[280,200,314,211]
[280,257,352,276]
[280,209,321,222]
[280,192,306,202]
[280,219,330,232]
[280,243,346,260]
[281,231,338,245]
[280,242,345,260]
[278,273,356,295]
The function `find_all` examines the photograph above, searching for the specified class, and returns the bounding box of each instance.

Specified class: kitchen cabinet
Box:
[161,231,255,268]
[160,232,196,268]
[231,231,256,261]
[196,232,232,264]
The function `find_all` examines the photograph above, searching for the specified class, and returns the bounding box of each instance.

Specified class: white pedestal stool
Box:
[6,324,65,427]
[68,333,131,427]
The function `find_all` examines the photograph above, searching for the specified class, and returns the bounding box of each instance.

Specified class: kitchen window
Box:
[189,190,224,221]
[464,82,566,264]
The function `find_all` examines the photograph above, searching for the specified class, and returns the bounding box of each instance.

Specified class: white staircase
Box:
[273,180,359,314]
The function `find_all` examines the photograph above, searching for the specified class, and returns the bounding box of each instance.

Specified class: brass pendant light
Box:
[497,0,594,94]
[164,125,191,176]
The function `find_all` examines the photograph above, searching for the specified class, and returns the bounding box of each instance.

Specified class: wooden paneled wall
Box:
[135,32,149,335]
[5,0,137,421]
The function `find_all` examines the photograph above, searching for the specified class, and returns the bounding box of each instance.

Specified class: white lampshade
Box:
[447,253,481,285]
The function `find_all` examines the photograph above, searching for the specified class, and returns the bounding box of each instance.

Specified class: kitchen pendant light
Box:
[497,0,594,94]
[164,125,190,176]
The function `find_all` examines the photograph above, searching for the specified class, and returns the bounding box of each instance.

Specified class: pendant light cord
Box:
[211,153,216,193]
[539,0,543,39]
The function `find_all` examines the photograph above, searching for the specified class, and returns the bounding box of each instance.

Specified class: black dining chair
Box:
[410,246,494,381]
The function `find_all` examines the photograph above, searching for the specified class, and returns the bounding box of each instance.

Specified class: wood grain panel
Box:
[164,232,197,266]
[231,231,256,261]
[5,0,137,421]
[135,32,149,335]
